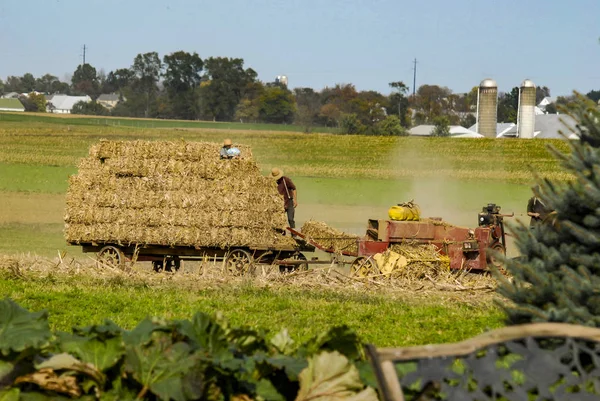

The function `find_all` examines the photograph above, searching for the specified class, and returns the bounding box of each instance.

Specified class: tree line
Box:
[1,50,599,135]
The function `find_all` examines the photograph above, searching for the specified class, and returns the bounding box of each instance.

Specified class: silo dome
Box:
[521,79,536,88]
[480,78,497,88]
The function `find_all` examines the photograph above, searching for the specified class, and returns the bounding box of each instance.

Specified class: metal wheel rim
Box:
[97,246,123,269]
[226,250,254,275]
[280,252,309,272]
[351,257,377,278]
[489,245,507,274]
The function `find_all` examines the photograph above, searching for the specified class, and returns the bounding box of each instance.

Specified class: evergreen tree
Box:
[496,94,600,327]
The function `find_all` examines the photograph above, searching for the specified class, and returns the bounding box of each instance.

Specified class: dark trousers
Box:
[286,205,295,228]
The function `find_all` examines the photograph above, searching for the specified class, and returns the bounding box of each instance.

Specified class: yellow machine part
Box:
[388,204,421,221]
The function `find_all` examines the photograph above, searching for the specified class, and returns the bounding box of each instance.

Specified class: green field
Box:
[0,111,339,133]
[0,113,573,346]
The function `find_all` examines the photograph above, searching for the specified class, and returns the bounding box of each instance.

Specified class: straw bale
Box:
[300,220,359,254]
[65,140,294,249]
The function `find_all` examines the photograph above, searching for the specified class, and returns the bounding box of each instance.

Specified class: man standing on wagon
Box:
[271,167,297,229]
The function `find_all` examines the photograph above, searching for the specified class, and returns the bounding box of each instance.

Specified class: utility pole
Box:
[82,44,87,65]
[412,58,417,96]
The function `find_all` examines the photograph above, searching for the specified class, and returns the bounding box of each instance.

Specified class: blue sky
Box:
[1,0,598,96]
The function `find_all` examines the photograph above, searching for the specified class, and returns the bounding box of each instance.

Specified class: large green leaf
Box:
[0,360,14,384]
[295,352,378,401]
[0,299,51,356]
[72,320,123,341]
[124,332,198,401]
[270,329,296,355]
[175,312,228,354]
[255,378,286,401]
[300,326,362,361]
[0,388,19,401]
[122,318,161,347]
[56,332,124,371]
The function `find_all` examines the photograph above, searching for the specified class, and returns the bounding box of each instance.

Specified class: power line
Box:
[412,58,418,96]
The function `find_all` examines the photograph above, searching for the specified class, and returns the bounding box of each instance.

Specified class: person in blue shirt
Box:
[220,139,240,159]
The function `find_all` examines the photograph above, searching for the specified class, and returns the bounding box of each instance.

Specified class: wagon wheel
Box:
[279,252,308,273]
[487,243,507,275]
[154,257,181,272]
[350,257,378,278]
[97,245,126,270]
[225,249,255,276]
[165,257,181,272]
[152,260,164,272]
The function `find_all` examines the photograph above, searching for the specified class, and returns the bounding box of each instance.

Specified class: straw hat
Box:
[223,138,233,146]
[271,167,284,180]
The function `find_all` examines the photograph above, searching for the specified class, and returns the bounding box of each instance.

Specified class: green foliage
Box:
[71,101,109,116]
[21,93,46,113]
[0,299,51,356]
[71,64,99,98]
[0,299,373,400]
[431,116,450,137]
[163,51,204,120]
[497,93,600,327]
[340,113,365,135]
[200,57,257,121]
[259,86,296,124]
[374,115,407,136]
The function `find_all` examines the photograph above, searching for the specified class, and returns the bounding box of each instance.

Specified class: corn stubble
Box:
[64,140,296,248]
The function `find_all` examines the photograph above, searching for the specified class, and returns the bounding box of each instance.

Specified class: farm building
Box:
[0,98,25,112]
[46,95,92,114]
[409,125,483,138]
[0,92,20,99]
[469,115,578,139]
[97,93,124,110]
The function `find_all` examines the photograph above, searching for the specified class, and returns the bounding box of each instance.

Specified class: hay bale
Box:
[300,220,359,254]
[65,140,295,249]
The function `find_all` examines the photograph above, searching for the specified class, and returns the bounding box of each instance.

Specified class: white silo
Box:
[517,79,536,139]
[275,75,288,87]
[476,78,498,138]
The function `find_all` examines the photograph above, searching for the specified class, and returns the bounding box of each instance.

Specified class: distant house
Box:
[0,92,20,99]
[0,98,25,112]
[409,125,483,138]
[46,95,92,114]
[97,93,123,110]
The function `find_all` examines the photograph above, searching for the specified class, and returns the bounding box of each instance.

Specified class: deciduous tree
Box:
[388,81,410,127]
[130,52,163,117]
[71,64,99,98]
[35,74,58,93]
[258,85,296,124]
[21,73,36,93]
[163,51,204,120]
[431,116,450,137]
[20,92,46,112]
[199,57,257,121]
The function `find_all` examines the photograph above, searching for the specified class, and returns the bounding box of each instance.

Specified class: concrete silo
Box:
[517,79,536,139]
[476,79,498,138]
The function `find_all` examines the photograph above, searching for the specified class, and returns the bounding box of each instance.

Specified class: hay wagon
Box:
[74,231,321,274]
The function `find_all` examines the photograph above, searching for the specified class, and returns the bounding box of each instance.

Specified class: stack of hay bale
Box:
[65,140,296,249]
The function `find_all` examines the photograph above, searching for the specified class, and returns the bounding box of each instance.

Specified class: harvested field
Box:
[0,254,497,297]
[65,140,295,248]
